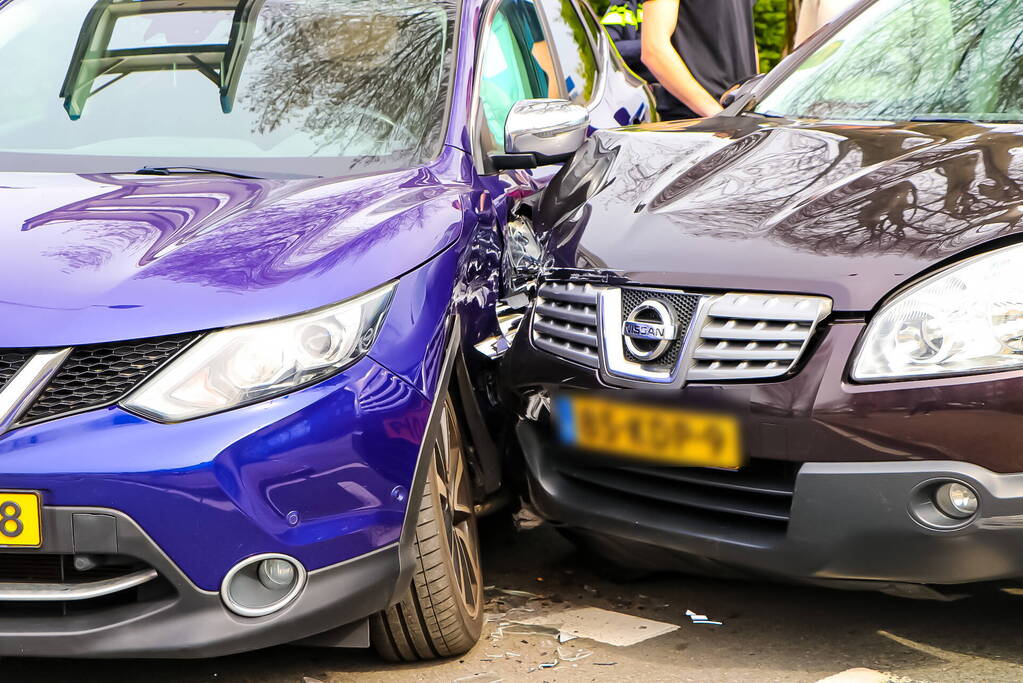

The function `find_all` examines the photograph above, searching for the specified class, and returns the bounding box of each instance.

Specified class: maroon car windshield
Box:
[0,0,455,175]
[759,0,1023,123]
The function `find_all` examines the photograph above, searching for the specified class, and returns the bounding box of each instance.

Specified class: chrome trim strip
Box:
[534,336,600,367]
[688,293,832,381]
[536,301,597,326]
[0,348,72,434]
[0,568,157,601]
[534,318,598,347]
[581,1,610,115]
[705,293,832,323]
[530,282,602,368]
[468,0,507,173]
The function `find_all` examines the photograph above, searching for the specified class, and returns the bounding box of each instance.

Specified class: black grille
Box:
[621,289,701,369]
[21,334,194,423]
[558,457,800,533]
[0,351,32,392]
[0,334,196,426]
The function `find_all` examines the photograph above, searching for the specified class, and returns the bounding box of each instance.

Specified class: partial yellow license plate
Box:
[0,492,41,547]
[557,395,743,469]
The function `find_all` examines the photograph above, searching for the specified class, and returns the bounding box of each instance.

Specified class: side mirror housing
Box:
[491,99,589,170]
[720,73,766,110]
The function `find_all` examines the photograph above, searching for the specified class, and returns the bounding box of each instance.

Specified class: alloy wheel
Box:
[431,397,481,619]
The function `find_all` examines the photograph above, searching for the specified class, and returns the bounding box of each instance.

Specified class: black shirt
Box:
[657,0,759,119]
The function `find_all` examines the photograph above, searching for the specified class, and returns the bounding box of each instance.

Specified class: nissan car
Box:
[0,0,650,659]
[502,0,1023,596]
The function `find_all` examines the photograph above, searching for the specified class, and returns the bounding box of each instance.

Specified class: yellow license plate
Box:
[0,492,41,547]
[558,395,743,469]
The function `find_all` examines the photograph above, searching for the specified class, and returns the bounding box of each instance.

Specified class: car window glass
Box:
[759,0,1023,123]
[539,0,599,104]
[479,0,556,151]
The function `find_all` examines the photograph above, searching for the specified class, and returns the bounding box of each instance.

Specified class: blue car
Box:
[0,0,651,659]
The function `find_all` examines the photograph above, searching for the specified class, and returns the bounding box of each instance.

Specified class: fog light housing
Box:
[222,554,306,617]
[934,482,979,519]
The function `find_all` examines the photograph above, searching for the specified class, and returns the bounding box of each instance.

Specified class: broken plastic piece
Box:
[485,586,544,599]
[557,646,592,662]
[512,500,545,531]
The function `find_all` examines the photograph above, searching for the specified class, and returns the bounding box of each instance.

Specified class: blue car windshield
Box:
[0,0,456,176]
[759,0,1023,123]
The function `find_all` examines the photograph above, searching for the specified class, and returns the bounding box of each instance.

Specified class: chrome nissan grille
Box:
[531,282,600,368]
[688,293,831,381]
[530,282,831,384]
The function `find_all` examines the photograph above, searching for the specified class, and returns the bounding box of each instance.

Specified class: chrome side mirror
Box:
[493,98,589,170]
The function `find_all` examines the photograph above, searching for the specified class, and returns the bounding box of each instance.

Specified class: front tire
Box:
[371,394,483,661]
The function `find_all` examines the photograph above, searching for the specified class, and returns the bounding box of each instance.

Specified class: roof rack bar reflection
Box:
[60,0,265,120]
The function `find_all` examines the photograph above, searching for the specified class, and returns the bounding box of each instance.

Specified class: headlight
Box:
[853,243,1023,381]
[502,218,543,299]
[122,284,395,421]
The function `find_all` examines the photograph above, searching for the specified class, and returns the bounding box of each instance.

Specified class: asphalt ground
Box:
[9,517,1023,682]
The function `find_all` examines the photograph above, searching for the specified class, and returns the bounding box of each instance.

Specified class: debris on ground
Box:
[816,668,911,683]
[483,580,677,674]
[486,586,544,599]
[484,585,544,627]
[876,583,963,601]
[557,646,592,661]
[511,500,545,530]
[453,673,504,683]
[685,609,723,626]
[512,606,679,647]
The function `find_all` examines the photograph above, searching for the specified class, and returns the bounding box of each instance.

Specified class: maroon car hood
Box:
[543,118,1023,311]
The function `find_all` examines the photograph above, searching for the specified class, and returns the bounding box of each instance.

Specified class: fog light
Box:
[222,553,306,617]
[934,481,979,519]
[259,558,296,589]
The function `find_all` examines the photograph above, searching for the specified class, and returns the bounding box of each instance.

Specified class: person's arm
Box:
[640,0,722,117]
[794,0,820,45]
[531,40,558,98]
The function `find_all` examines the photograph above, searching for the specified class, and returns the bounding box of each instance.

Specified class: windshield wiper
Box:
[910,116,978,124]
[749,110,787,119]
[134,165,264,179]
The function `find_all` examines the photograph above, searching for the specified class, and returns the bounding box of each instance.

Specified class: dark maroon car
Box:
[501,0,1023,593]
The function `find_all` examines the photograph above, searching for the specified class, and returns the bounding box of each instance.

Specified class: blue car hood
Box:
[0,149,473,347]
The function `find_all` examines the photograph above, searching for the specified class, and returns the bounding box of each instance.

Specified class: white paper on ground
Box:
[816,668,901,683]
[515,606,679,647]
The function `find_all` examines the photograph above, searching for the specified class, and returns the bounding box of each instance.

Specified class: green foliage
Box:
[754,0,788,73]
[584,0,789,73]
